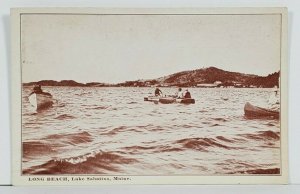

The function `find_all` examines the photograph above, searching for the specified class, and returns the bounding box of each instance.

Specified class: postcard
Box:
[11,7,288,185]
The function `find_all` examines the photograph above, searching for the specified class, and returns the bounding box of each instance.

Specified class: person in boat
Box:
[154,87,163,96]
[30,85,52,96]
[268,89,280,111]
[183,89,191,98]
[176,87,184,98]
[32,85,42,93]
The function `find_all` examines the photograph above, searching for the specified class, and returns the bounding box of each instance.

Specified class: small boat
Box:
[221,97,229,101]
[176,98,195,104]
[244,102,279,119]
[144,96,160,102]
[144,95,176,102]
[158,97,176,104]
[159,97,195,104]
[28,92,53,111]
[145,95,195,104]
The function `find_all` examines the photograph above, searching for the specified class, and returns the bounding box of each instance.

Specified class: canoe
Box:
[244,102,279,118]
[159,97,195,104]
[28,93,53,111]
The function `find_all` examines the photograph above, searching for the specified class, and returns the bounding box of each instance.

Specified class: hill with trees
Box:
[23,67,280,88]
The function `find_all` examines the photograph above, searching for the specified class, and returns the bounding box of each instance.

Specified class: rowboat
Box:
[28,93,53,111]
[144,95,176,102]
[176,98,195,104]
[144,95,195,104]
[159,97,195,104]
[158,97,176,104]
[144,96,160,102]
[244,102,279,119]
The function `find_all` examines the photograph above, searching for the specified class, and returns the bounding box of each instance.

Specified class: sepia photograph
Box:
[11,8,288,185]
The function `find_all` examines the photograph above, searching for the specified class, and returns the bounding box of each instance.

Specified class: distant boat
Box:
[158,96,176,104]
[144,96,160,102]
[159,97,195,104]
[28,93,53,111]
[244,102,279,119]
[221,97,229,101]
[144,95,195,104]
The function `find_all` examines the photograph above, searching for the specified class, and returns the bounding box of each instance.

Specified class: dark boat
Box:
[28,93,53,111]
[244,102,279,119]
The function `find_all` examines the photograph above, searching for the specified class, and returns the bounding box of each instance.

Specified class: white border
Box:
[11,7,288,185]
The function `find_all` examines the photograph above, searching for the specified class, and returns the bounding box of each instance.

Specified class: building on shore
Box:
[196,81,222,88]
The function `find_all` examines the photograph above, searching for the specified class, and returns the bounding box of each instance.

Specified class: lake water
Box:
[22,87,280,175]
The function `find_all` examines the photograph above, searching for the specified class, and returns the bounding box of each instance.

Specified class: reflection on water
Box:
[22,87,280,175]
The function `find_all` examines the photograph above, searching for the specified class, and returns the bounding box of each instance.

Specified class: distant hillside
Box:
[117,67,280,88]
[159,67,257,86]
[23,80,108,87]
[23,67,280,88]
[244,71,280,88]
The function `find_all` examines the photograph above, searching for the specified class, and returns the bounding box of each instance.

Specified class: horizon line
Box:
[22,66,280,84]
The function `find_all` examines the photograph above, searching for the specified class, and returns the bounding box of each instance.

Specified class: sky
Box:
[21,14,281,83]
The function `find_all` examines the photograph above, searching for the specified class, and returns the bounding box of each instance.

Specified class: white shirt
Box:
[268,92,280,111]
[177,91,183,98]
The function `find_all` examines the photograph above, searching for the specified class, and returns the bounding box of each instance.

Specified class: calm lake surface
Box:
[22,87,280,175]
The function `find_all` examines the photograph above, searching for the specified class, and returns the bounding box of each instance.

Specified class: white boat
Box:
[28,93,53,111]
[159,97,195,104]
[144,96,160,102]
[145,95,195,104]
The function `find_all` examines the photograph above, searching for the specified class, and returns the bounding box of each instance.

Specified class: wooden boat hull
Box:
[145,96,195,104]
[159,97,176,104]
[28,93,53,111]
[144,96,160,102]
[159,97,195,104]
[176,98,195,104]
[244,102,279,118]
